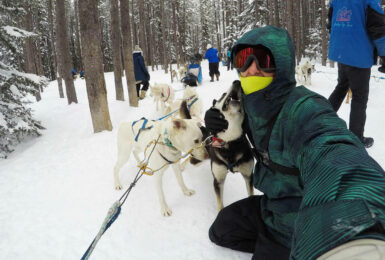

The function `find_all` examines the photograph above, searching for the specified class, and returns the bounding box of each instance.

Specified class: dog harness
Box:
[132,118,153,142]
[253,113,300,176]
[185,95,198,110]
[161,87,171,103]
[131,97,199,142]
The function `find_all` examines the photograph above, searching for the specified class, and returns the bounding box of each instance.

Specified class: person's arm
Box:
[366,1,385,57]
[326,6,333,31]
[287,95,385,259]
[139,56,150,79]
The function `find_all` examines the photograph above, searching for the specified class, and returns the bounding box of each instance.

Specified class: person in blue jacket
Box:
[133,45,150,100]
[327,0,385,148]
[227,47,233,71]
[204,44,220,82]
[71,68,76,79]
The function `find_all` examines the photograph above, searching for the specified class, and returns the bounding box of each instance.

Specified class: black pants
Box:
[227,58,233,71]
[136,81,149,97]
[209,62,220,77]
[209,196,290,260]
[328,63,371,139]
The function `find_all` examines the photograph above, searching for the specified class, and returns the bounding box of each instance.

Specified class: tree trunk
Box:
[74,0,83,69]
[294,0,301,64]
[130,0,138,46]
[321,0,328,66]
[221,0,226,40]
[78,0,112,133]
[56,0,78,104]
[160,0,168,73]
[171,0,179,68]
[120,0,139,106]
[138,0,146,60]
[286,0,294,39]
[48,0,64,98]
[110,0,124,101]
[145,2,153,70]
[23,3,41,101]
[273,0,279,26]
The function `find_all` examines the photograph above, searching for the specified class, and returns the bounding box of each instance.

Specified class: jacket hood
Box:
[231,26,297,149]
[231,26,296,99]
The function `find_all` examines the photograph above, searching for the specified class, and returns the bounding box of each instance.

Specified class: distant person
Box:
[227,47,233,71]
[204,44,220,82]
[71,68,76,79]
[79,68,85,79]
[327,0,385,148]
[132,45,150,100]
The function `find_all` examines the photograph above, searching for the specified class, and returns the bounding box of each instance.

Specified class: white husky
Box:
[296,60,315,86]
[149,83,175,113]
[165,86,203,121]
[113,103,208,216]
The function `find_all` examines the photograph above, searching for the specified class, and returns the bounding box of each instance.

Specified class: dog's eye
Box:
[194,139,199,144]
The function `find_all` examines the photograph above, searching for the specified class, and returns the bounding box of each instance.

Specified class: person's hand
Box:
[379,57,385,73]
[204,107,228,135]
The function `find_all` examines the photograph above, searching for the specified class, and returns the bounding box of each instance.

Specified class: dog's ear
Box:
[179,100,192,119]
[172,119,187,130]
[212,99,217,106]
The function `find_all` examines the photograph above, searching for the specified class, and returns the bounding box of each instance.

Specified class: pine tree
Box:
[0,0,48,158]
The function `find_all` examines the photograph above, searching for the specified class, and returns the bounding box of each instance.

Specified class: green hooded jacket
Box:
[232,26,385,259]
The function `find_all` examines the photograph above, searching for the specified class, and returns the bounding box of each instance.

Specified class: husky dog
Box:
[171,69,178,82]
[113,102,208,216]
[149,83,175,113]
[178,66,188,79]
[296,61,315,86]
[208,80,254,211]
[165,86,203,121]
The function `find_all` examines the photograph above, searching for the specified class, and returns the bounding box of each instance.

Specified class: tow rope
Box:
[81,133,211,259]
[80,135,161,260]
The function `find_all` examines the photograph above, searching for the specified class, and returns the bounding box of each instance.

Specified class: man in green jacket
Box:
[204,26,385,259]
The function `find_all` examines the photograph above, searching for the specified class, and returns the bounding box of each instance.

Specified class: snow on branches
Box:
[0,62,48,159]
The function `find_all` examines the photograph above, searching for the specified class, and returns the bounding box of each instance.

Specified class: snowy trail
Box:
[1,61,384,259]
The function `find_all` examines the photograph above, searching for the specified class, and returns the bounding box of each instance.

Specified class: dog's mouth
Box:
[222,81,242,112]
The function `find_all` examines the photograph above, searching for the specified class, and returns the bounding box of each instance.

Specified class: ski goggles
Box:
[233,46,276,73]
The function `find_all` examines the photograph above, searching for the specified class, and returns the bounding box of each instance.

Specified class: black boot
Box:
[361,137,374,148]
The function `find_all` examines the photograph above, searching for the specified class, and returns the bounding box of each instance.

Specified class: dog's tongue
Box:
[212,137,225,148]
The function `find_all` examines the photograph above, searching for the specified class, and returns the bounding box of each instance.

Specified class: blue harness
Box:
[132,118,153,142]
[131,97,199,142]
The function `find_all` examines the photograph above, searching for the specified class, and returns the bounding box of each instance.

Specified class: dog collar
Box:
[163,129,174,148]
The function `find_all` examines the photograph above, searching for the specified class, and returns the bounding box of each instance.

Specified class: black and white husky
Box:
[208,80,254,211]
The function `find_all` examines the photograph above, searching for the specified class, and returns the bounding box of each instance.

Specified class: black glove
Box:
[204,107,228,134]
[379,57,385,73]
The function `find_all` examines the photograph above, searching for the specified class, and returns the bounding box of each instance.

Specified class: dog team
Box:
[114,58,317,217]
[113,77,256,216]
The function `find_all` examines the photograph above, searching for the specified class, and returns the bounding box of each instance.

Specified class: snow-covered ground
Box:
[1,60,384,259]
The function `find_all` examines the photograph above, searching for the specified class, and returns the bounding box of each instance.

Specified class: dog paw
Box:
[161,207,172,217]
[183,189,195,196]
